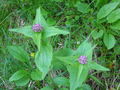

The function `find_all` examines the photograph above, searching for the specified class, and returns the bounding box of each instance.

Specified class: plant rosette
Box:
[54,40,109,90]
[8,7,69,86]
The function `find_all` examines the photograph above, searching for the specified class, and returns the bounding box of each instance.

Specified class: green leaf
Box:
[9,70,28,82]
[89,75,103,85]
[31,69,42,80]
[52,57,65,70]
[47,18,56,26]
[97,2,119,20]
[75,1,90,13]
[55,56,76,65]
[82,84,91,90]
[54,48,74,57]
[9,26,34,37]
[95,0,109,8]
[89,62,109,71]
[35,43,53,79]
[103,33,116,49]
[44,27,69,38]
[53,77,69,87]
[52,48,74,70]
[7,46,29,62]
[41,86,53,90]
[110,20,120,30]
[34,7,48,28]
[107,9,120,23]
[67,64,89,90]
[92,30,104,40]
[15,76,30,86]
[77,84,91,90]
[112,0,120,3]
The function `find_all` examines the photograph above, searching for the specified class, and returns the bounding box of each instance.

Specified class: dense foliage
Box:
[0,0,120,90]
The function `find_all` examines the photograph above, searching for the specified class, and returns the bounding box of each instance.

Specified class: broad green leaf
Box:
[47,18,56,26]
[67,64,89,90]
[74,41,92,55]
[97,18,107,23]
[54,48,74,57]
[52,56,65,70]
[75,2,90,13]
[34,7,48,28]
[9,70,28,82]
[92,30,104,40]
[95,0,108,8]
[41,86,53,90]
[53,77,69,87]
[9,26,34,37]
[77,84,91,90]
[55,56,77,65]
[103,33,116,49]
[97,2,119,20]
[107,9,120,23]
[74,41,94,61]
[7,46,29,62]
[110,20,120,30]
[31,69,42,80]
[35,43,53,79]
[52,48,74,70]
[82,84,91,90]
[89,62,109,71]
[44,27,69,38]
[112,0,120,2]
[15,76,30,86]
[52,60,65,70]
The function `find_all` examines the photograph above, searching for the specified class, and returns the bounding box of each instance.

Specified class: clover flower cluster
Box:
[32,24,43,32]
[78,56,87,64]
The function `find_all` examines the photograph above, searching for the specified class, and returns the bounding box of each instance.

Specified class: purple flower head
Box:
[78,56,87,64]
[32,24,43,32]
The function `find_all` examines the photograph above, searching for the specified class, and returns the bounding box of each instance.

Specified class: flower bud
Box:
[78,56,87,64]
[32,24,43,32]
